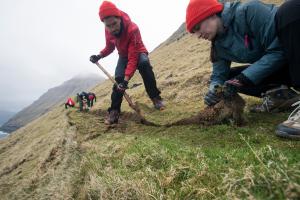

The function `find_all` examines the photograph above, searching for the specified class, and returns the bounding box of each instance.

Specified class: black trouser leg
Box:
[79,100,83,111]
[276,21,300,88]
[229,65,292,97]
[138,53,161,99]
[108,57,127,113]
[90,100,94,107]
[109,77,124,113]
[108,54,162,112]
[276,0,300,88]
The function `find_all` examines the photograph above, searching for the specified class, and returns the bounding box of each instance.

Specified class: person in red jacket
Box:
[90,1,164,125]
[65,97,75,109]
[88,92,96,108]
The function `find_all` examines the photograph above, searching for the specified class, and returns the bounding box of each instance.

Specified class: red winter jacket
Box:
[100,11,148,78]
[66,98,75,106]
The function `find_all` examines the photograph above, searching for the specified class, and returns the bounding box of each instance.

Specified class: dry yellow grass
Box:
[0,107,79,199]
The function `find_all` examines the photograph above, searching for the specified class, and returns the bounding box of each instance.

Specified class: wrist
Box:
[124,76,130,82]
[123,80,128,87]
[236,73,254,87]
[209,83,222,92]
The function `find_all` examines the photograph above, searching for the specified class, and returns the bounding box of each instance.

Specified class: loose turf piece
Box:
[165,92,246,127]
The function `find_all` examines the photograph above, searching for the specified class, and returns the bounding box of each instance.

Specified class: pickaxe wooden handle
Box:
[95,62,137,111]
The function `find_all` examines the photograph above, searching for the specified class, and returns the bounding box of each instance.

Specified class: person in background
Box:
[65,97,75,109]
[88,92,97,108]
[77,92,90,111]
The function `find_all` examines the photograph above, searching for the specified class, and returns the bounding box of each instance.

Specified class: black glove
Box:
[204,86,221,106]
[224,74,254,97]
[116,80,129,93]
[90,54,102,63]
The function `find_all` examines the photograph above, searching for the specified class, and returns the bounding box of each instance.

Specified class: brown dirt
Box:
[0,158,27,178]
[92,92,246,128]
[165,93,246,127]
[91,105,161,128]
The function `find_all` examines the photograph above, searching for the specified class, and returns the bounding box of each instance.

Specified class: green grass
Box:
[67,105,300,200]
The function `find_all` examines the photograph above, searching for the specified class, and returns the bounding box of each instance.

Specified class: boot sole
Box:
[275,130,300,140]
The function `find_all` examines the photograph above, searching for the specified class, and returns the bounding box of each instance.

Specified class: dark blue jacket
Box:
[210,0,286,90]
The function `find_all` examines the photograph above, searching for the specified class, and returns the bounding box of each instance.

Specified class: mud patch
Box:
[39,139,66,173]
[88,92,246,130]
[166,93,246,127]
[91,109,160,129]
[0,158,27,178]
[0,137,21,155]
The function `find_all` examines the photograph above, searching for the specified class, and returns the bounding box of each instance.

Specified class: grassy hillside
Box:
[0,0,299,199]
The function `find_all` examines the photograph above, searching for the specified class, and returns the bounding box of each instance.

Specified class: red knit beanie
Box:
[186,0,223,33]
[99,1,121,21]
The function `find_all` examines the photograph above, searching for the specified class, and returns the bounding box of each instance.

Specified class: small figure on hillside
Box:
[77,92,90,111]
[88,92,97,108]
[65,97,75,109]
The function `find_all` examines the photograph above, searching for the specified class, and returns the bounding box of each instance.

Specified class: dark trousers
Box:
[109,53,161,112]
[275,0,300,87]
[65,103,74,109]
[229,65,292,97]
[89,99,94,107]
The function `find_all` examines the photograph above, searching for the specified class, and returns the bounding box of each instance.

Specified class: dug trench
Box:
[68,92,246,132]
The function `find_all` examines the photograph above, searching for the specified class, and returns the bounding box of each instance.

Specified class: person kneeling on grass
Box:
[88,92,96,108]
[65,97,75,109]
[185,0,300,140]
[90,1,164,125]
[77,92,90,112]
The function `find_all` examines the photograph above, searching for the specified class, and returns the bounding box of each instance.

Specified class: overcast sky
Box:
[0,0,187,112]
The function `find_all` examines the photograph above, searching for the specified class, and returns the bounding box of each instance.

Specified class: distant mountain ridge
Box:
[0,110,16,126]
[0,73,105,133]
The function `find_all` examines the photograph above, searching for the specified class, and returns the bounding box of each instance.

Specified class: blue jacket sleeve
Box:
[209,59,231,91]
[241,1,286,85]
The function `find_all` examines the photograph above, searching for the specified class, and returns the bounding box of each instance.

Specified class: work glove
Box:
[224,73,254,97]
[116,80,129,93]
[204,85,222,106]
[89,54,102,63]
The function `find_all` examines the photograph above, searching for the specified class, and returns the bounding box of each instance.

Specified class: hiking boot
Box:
[276,101,300,140]
[104,110,120,125]
[151,96,165,110]
[250,85,300,113]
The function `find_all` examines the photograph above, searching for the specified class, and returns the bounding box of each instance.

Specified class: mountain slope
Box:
[0,1,299,199]
[0,110,15,126]
[0,74,104,133]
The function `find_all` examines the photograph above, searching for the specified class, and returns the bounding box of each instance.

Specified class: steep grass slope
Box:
[0,0,299,199]
[0,107,79,199]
